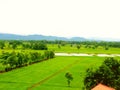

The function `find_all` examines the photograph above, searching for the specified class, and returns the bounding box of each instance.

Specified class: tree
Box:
[4,41,11,49]
[43,50,54,59]
[17,53,24,67]
[84,57,120,90]
[77,45,81,49]
[65,72,73,87]
[105,46,109,50]
[70,44,73,47]
[49,51,55,58]
[58,44,61,49]
[9,40,22,49]
[7,54,18,69]
[0,41,4,49]
[60,41,66,46]
[32,42,48,50]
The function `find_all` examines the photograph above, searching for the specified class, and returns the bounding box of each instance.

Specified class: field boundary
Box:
[27,60,79,90]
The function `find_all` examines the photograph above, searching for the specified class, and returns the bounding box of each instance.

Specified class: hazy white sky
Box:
[0,0,120,38]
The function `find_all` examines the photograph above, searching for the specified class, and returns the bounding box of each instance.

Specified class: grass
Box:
[0,42,120,90]
[48,44,120,54]
[0,44,120,54]
[0,56,107,90]
[33,56,105,90]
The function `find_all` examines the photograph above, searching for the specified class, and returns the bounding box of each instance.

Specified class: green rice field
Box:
[48,44,120,54]
[0,56,107,90]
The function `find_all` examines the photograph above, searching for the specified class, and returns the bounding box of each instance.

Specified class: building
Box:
[91,83,115,90]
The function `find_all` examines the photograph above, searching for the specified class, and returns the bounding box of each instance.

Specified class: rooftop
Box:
[91,83,115,90]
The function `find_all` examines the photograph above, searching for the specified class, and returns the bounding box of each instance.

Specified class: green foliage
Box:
[0,40,120,54]
[0,56,107,90]
[7,54,18,68]
[65,72,73,86]
[84,57,120,90]
[65,72,73,81]
[44,50,55,59]
[0,50,54,72]
[60,41,67,46]
[76,45,81,49]
[0,41,4,49]
[0,40,49,50]
[70,44,73,47]
[58,44,61,49]
[32,42,48,50]
[17,52,24,67]
[105,46,109,50]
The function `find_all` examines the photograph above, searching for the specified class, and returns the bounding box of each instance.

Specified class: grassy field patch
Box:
[48,44,120,54]
[0,56,107,90]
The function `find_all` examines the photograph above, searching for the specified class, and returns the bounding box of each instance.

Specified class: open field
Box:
[48,44,120,54]
[0,43,120,54]
[0,56,109,90]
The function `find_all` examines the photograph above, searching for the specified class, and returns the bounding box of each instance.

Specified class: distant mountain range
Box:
[0,33,86,41]
[0,33,119,41]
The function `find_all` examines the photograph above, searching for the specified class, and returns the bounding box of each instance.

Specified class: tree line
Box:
[0,40,48,50]
[0,40,120,50]
[0,50,54,72]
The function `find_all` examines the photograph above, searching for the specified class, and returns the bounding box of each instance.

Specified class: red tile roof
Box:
[91,83,115,90]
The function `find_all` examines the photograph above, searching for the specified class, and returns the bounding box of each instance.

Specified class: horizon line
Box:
[0,32,120,40]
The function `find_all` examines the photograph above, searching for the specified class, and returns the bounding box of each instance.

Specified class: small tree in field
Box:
[105,46,109,50]
[65,72,73,87]
[58,44,61,49]
[77,45,80,49]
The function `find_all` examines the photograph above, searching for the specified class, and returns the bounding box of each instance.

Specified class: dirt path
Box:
[55,53,120,57]
[27,60,79,90]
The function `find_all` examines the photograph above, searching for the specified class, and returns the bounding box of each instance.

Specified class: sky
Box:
[0,0,120,39]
